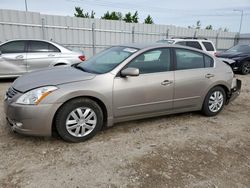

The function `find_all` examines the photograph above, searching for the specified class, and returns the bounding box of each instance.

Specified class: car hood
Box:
[12,66,96,92]
[217,51,243,58]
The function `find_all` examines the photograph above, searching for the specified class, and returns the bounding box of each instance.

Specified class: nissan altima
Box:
[4,43,241,142]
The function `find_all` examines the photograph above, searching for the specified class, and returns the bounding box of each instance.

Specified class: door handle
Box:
[161,80,173,86]
[15,55,24,59]
[48,54,55,57]
[205,73,215,78]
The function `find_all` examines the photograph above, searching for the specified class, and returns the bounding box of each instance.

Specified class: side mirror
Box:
[121,67,139,77]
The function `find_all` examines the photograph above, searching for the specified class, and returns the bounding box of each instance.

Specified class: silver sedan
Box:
[0,39,85,78]
[4,43,241,142]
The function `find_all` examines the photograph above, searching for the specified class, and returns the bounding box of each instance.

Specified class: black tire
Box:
[240,61,250,75]
[55,98,103,142]
[202,86,226,117]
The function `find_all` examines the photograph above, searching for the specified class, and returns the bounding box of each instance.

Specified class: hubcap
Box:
[243,62,250,74]
[66,107,97,137]
[208,91,224,113]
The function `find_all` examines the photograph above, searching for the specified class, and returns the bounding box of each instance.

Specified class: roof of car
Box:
[120,43,174,49]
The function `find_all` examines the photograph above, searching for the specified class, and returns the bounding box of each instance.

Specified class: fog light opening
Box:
[15,122,23,128]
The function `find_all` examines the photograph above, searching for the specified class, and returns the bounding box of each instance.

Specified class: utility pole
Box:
[234,9,243,34]
[25,0,28,11]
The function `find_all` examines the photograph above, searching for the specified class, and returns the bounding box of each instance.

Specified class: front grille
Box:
[6,87,19,99]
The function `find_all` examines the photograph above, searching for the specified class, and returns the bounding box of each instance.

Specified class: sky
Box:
[1,0,250,33]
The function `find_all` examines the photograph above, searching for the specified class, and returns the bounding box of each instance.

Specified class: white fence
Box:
[0,9,238,58]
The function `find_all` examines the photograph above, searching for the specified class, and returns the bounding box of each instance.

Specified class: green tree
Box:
[144,15,154,24]
[74,7,95,18]
[205,25,213,30]
[123,12,133,23]
[101,11,122,20]
[132,11,139,23]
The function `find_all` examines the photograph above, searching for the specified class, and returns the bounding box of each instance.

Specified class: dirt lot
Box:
[0,75,249,188]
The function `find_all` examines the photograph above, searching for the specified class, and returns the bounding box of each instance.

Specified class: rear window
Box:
[202,42,215,51]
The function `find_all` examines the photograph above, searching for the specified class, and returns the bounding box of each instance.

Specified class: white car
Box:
[0,39,85,78]
[157,38,217,56]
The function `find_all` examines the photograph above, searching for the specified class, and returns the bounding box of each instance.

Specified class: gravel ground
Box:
[0,75,249,188]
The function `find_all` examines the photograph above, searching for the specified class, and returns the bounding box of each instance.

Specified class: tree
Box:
[101,11,122,20]
[144,15,154,24]
[123,12,133,23]
[74,7,95,18]
[205,25,213,30]
[132,11,139,23]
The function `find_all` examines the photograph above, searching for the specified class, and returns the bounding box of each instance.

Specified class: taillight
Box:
[79,55,85,61]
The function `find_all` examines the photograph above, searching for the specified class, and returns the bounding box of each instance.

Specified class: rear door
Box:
[26,41,61,72]
[0,40,27,77]
[173,48,215,110]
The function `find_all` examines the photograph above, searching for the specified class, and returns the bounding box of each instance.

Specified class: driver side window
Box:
[126,48,171,74]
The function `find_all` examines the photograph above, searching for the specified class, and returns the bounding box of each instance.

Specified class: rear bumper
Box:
[227,79,241,104]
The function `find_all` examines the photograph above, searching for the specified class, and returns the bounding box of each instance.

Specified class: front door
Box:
[113,48,174,118]
[0,40,27,77]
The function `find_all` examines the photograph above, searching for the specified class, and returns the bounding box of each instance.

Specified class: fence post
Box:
[215,32,219,50]
[92,23,96,56]
[132,26,135,43]
[234,33,240,46]
[166,29,169,39]
[194,30,197,38]
[41,18,45,39]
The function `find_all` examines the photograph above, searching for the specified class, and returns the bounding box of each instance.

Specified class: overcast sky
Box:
[1,0,250,33]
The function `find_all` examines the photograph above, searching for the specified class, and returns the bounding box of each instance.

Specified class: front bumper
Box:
[4,99,62,137]
[227,79,241,104]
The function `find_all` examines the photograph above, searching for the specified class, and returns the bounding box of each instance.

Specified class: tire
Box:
[202,86,226,117]
[240,61,250,75]
[55,98,103,142]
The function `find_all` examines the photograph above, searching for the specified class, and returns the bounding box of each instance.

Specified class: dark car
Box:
[216,44,250,75]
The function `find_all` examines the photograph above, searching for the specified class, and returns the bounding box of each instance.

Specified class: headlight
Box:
[16,86,58,105]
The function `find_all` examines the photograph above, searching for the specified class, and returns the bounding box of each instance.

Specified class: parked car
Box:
[4,43,241,142]
[216,44,250,75]
[157,37,217,56]
[0,39,85,78]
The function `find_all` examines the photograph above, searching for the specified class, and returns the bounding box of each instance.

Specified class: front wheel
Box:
[202,86,226,116]
[55,98,103,142]
[240,61,250,75]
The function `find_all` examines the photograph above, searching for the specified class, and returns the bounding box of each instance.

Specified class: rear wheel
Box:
[55,98,103,142]
[240,61,250,75]
[202,86,226,116]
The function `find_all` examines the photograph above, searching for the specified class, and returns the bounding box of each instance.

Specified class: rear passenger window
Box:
[49,44,60,52]
[175,49,204,70]
[127,48,171,74]
[28,41,60,53]
[204,55,214,67]
[186,41,203,50]
[175,41,186,46]
[202,42,215,51]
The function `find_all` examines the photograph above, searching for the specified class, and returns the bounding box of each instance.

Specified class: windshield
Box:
[156,40,175,44]
[77,46,138,74]
[227,45,250,53]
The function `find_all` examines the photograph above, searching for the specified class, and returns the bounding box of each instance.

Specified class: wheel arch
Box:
[51,96,109,137]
